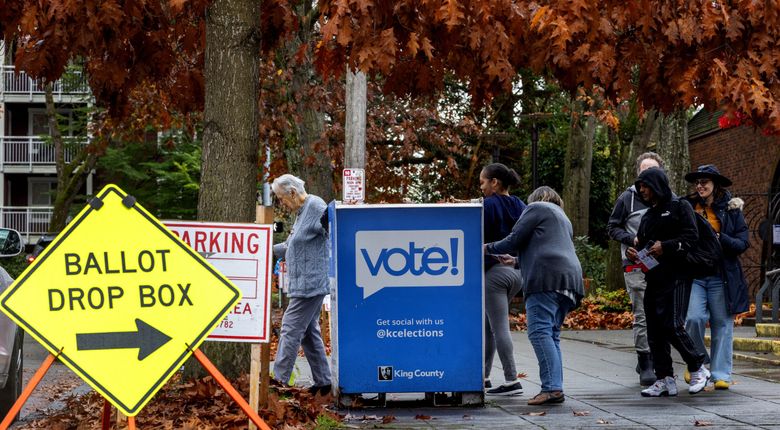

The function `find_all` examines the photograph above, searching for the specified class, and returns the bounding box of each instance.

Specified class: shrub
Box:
[573,236,606,292]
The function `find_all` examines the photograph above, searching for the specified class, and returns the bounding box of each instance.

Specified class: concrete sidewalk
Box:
[291,328,780,429]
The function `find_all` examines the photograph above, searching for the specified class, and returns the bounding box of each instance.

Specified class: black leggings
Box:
[644,279,705,379]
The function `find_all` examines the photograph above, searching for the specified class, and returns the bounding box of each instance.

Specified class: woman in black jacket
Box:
[683,164,749,390]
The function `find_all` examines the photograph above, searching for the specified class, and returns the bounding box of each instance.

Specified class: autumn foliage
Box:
[0,0,778,133]
[316,0,780,132]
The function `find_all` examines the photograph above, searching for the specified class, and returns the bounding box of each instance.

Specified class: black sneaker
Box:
[486,381,523,396]
[485,379,492,389]
[307,384,332,396]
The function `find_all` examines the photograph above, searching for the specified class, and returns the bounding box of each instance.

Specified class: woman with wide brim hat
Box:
[682,164,749,390]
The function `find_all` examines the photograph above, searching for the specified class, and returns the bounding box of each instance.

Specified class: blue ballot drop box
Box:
[328,202,484,404]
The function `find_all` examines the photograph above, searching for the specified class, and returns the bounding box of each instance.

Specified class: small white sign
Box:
[343,168,365,203]
[278,261,289,293]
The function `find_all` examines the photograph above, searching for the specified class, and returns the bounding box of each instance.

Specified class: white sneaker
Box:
[688,366,711,394]
[641,376,678,397]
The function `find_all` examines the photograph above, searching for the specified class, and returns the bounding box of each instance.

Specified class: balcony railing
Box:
[0,136,87,170]
[0,206,53,242]
[0,65,90,100]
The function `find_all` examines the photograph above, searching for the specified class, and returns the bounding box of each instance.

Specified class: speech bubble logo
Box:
[355,230,464,298]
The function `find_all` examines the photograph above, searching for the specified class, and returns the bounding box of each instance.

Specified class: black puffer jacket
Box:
[635,168,699,291]
[684,191,750,314]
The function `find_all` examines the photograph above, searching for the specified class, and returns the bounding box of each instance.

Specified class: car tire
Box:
[0,329,23,423]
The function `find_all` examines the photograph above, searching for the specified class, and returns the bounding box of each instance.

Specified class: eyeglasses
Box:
[694,179,712,186]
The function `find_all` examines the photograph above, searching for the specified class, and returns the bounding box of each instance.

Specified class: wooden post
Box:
[117,411,127,426]
[250,205,275,430]
[249,343,262,430]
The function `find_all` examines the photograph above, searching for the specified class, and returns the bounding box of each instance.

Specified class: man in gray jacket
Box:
[607,152,664,386]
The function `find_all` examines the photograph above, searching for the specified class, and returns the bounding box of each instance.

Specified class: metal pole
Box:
[531,123,539,189]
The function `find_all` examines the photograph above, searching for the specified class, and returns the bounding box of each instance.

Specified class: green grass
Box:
[314,414,342,430]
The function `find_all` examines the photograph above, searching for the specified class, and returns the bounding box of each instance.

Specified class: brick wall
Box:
[689,127,780,300]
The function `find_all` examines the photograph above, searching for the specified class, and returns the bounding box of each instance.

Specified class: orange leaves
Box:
[530,6,550,30]
[407,32,420,57]
[420,36,435,60]
[437,0,465,28]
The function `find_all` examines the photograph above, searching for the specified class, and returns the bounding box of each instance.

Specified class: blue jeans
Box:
[685,276,733,382]
[525,291,574,392]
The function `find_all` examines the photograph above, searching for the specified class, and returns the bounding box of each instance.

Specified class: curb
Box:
[732,352,780,366]
[705,335,780,355]
[756,323,780,338]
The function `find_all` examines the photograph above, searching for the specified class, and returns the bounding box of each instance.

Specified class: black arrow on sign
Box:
[76,318,172,360]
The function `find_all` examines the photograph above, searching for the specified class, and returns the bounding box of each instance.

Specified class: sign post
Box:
[0,185,271,429]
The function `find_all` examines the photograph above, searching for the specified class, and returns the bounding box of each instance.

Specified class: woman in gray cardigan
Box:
[485,186,584,406]
[271,174,332,395]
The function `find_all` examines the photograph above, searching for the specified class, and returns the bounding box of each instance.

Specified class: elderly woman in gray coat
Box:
[485,186,584,406]
[271,174,332,395]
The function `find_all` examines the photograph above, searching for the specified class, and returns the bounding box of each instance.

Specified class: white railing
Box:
[0,207,53,242]
[0,136,87,170]
[0,65,90,100]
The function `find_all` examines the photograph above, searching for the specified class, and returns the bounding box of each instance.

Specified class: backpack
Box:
[684,212,722,279]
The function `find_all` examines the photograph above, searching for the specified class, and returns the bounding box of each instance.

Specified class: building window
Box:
[28,178,56,206]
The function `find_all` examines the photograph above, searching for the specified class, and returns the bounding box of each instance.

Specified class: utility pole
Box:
[345,69,366,169]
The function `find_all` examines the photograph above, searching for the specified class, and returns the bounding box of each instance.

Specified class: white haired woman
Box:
[484,186,584,406]
[271,174,332,395]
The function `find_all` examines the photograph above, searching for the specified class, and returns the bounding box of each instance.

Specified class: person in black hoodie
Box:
[607,152,665,386]
[626,168,709,397]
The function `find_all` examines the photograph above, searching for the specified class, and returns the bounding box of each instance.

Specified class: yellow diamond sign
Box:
[0,185,240,416]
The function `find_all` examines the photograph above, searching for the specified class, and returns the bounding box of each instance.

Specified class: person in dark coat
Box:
[479,163,526,396]
[607,152,665,386]
[626,168,709,397]
[682,164,749,390]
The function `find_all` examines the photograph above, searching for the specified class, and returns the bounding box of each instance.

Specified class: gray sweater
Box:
[607,185,649,264]
[273,195,330,298]
[486,202,584,304]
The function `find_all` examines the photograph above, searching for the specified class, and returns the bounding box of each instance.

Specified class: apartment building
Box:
[0,41,94,243]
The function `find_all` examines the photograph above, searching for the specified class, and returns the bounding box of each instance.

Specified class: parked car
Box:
[25,234,56,264]
[0,228,24,422]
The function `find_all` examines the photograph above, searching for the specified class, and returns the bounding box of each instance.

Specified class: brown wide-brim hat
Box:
[684,164,732,187]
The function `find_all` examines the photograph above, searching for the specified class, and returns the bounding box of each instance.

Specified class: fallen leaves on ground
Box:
[522,411,546,416]
[509,299,633,331]
[415,414,432,420]
[694,420,713,426]
[573,410,590,416]
[597,418,612,424]
[15,373,340,430]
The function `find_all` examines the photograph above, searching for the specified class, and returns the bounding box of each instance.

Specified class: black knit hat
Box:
[684,164,732,187]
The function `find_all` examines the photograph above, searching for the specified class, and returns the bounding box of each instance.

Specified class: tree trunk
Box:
[45,82,96,233]
[562,100,595,237]
[186,0,260,381]
[284,4,333,201]
[345,69,367,170]
[651,110,689,196]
